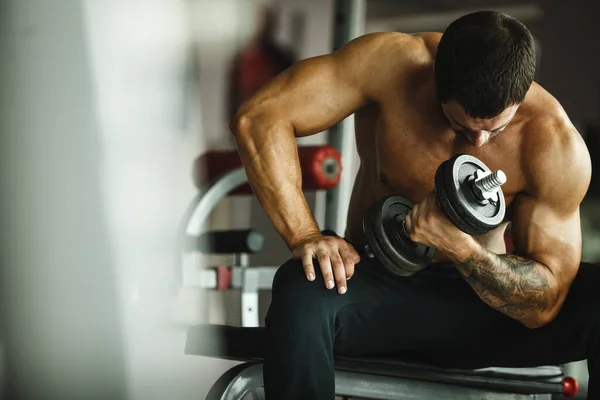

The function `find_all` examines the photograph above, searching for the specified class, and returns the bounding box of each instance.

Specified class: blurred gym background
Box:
[0,0,598,399]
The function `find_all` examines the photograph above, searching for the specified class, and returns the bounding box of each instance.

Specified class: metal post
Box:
[325,0,366,235]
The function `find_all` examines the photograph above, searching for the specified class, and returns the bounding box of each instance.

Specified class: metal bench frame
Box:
[204,361,558,400]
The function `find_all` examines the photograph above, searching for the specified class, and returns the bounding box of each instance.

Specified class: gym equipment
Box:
[363,154,506,276]
[363,196,437,276]
[184,229,265,255]
[180,147,578,400]
[325,0,366,236]
[435,154,506,235]
[185,228,273,327]
[187,324,579,400]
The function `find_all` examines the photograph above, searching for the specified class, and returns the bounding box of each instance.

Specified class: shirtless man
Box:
[230,11,599,400]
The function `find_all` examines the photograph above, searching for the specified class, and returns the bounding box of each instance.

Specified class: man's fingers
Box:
[330,253,347,294]
[295,236,357,292]
[404,204,417,236]
[339,246,359,280]
[316,251,335,289]
[302,252,316,281]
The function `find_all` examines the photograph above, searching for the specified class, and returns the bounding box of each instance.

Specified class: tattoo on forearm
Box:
[457,253,550,320]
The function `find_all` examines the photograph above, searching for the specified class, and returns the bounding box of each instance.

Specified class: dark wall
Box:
[536,0,600,126]
[524,1,600,197]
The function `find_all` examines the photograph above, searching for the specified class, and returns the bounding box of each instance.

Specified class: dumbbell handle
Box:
[473,170,506,192]
[397,217,418,247]
[469,169,507,203]
[400,220,410,238]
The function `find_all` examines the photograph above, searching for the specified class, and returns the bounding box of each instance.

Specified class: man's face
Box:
[441,100,519,147]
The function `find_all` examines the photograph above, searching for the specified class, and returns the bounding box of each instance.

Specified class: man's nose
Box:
[469,131,489,147]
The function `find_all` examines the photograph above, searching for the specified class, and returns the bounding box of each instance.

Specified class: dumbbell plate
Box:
[363,196,435,276]
[435,154,506,236]
[363,208,402,275]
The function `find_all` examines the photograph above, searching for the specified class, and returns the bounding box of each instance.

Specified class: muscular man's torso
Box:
[344,33,556,262]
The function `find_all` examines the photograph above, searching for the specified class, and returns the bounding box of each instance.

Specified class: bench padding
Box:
[185,324,564,395]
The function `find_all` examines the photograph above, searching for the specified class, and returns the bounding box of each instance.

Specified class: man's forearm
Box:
[231,115,321,249]
[452,244,553,326]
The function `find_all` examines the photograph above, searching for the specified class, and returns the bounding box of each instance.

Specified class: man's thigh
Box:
[335,261,599,370]
[334,262,515,358]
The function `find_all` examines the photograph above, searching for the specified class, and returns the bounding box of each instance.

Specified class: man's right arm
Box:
[230,34,386,249]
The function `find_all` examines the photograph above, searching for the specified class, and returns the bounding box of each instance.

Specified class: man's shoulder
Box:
[341,32,439,97]
[346,31,439,64]
[521,84,583,154]
[519,84,591,197]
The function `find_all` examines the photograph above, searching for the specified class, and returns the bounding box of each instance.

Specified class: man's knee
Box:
[267,258,337,326]
[272,258,329,302]
[271,258,307,297]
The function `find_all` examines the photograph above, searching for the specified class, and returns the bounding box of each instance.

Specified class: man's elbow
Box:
[230,109,293,142]
[521,271,570,329]
[229,107,279,137]
[521,304,562,329]
[229,110,253,138]
[521,313,553,329]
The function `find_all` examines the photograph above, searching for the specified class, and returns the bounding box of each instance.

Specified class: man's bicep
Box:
[510,194,581,279]
[510,117,591,277]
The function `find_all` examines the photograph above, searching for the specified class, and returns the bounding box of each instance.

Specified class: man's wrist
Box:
[446,235,482,263]
[288,228,323,250]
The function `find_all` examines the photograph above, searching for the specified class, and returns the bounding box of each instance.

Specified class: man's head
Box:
[435,11,536,146]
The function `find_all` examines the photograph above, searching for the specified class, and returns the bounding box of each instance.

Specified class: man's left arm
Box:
[454,199,582,329]
[450,127,591,329]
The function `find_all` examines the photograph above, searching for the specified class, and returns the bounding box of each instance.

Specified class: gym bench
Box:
[185,324,576,400]
[180,147,579,399]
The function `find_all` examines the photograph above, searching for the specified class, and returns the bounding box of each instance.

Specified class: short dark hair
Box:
[435,11,536,118]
